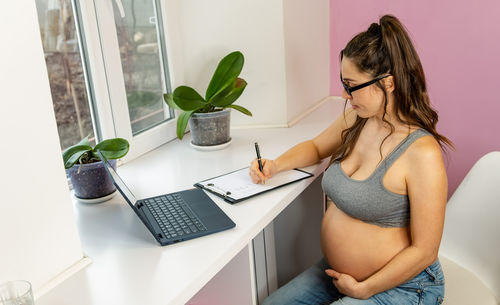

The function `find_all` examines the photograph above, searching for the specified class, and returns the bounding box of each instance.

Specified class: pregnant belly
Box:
[321,203,411,281]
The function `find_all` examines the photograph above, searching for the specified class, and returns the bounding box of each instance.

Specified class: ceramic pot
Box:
[189,108,231,147]
[67,160,116,199]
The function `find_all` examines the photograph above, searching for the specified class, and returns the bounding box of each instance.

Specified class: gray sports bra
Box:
[321,128,431,228]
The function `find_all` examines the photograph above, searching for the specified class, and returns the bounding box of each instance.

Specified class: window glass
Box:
[35,0,96,150]
[112,0,172,135]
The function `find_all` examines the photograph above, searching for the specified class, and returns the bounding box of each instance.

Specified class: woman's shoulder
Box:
[404,128,447,193]
[406,128,443,166]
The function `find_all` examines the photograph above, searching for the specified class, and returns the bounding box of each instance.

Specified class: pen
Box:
[254,142,264,173]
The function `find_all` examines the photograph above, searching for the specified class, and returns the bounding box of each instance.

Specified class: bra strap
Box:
[373,128,431,177]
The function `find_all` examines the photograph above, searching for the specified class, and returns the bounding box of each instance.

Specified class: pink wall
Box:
[330,0,500,197]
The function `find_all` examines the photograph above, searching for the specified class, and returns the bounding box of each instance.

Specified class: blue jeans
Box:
[262,258,445,305]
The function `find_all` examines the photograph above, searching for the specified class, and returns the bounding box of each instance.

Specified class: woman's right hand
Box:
[249,158,278,184]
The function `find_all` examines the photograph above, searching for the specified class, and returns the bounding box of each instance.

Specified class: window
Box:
[112,0,173,135]
[35,0,96,150]
[36,0,175,160]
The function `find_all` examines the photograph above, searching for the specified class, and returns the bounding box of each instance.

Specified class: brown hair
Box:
[331,15,453,163]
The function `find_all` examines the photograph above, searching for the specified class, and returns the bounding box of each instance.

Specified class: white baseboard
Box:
[232,96,345,130]
[287,96,344,127]
[33,255,92,300]
[231,123,290,129]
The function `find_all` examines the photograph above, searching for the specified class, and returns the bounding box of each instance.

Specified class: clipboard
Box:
[194,167,313,204]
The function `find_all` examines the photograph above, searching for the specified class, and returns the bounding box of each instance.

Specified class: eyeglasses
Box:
[340,73,390,96]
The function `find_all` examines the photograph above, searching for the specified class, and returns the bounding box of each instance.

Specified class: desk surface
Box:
[36,99,344,305]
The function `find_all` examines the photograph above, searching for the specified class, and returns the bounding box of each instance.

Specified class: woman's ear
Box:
[384,75,395,93]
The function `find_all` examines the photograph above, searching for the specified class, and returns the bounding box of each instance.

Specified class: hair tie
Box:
[367,23,382,36]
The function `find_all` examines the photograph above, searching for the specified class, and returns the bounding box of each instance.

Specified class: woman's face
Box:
[340,57,389,119]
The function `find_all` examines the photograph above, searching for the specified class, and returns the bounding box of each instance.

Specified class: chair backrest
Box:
[439,151,500,301]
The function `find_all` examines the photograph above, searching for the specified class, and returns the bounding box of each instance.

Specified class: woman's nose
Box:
[341,89,351,100]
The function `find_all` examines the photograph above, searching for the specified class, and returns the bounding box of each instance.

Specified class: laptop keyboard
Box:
[144,194,207,240]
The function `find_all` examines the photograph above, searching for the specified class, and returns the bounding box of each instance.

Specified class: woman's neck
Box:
[370,101,410,134]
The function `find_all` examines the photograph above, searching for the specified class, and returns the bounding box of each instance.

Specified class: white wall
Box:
[0,1,84,294]
[283,0,330,123]
[166,0,330,127]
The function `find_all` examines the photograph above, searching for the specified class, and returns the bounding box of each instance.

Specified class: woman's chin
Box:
[353,109,367,118]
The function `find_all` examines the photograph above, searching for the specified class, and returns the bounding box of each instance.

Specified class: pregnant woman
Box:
[249,14,452,305]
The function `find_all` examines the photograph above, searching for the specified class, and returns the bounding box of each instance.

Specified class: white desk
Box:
[36,99,344,305]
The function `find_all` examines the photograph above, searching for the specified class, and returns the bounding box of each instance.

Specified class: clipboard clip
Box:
[206,183,232,198]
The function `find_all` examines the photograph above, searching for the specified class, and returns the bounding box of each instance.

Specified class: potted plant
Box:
[62,137,129,201]
[164,51,251,149]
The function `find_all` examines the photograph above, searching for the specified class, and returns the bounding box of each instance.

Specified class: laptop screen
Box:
[98,152,137,206]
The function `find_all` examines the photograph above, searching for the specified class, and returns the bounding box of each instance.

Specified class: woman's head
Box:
[341,15,428,124]
[340,56,394,119]
[332,15,453,162]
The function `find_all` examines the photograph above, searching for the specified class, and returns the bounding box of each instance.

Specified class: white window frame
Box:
[76,0,180,162]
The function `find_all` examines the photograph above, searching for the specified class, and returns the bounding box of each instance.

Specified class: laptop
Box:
[98,151,236,246]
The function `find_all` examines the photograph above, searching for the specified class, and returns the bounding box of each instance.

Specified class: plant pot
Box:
[189,108,231,148]
[67,160,116,200]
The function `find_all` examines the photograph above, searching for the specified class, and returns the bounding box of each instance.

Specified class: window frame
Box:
[75,0,179,162]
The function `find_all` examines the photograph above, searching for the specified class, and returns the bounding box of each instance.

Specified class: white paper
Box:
[198,167,312,201]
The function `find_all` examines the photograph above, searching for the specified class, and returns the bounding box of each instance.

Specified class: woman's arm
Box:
[250,108,356,183]
[326,135,448,299]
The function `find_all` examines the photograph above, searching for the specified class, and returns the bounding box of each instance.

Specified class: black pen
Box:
[254,142,264,176]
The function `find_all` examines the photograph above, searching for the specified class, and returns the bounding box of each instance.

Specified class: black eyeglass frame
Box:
[340,73,390,96]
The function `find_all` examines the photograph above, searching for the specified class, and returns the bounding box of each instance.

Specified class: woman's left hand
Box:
[325,269,372,300]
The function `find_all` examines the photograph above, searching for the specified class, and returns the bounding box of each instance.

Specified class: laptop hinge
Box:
[138,202,167,243]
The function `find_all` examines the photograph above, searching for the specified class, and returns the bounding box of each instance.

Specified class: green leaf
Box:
[205,51,244,101]
[211,78,247,107]
[93,138,130,160]
[226,104,252,116]
[172,86,207,111]
[163,93,181,110]
[177,110,195,139]
[77,137,91,146]
[62,144,92,169]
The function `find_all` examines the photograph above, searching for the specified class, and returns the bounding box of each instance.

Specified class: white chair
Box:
[439,151,500,305]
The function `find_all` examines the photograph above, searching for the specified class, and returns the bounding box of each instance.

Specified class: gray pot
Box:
[67,160,116,199]
[189,108,231,146]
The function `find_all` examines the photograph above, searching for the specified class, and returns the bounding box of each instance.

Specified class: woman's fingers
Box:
[261,159,273,178]
[249,158,269,183]
[249,159,264,183]
[325,269,341,280]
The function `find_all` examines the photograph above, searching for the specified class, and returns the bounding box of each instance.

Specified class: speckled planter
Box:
[67,160,116,200]
[189,108,231,147]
